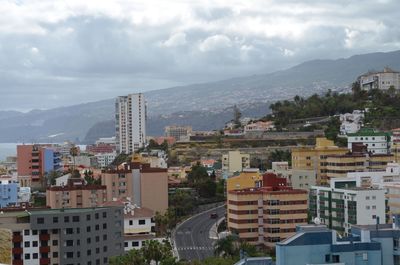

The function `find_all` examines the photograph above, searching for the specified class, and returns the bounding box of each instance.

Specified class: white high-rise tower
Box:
[115,93,146,154]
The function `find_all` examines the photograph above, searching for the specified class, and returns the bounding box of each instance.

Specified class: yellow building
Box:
[291,137,348,184]
[226,169,262,192]
[222,151,250,175]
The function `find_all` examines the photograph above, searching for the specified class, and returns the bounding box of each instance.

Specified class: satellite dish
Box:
[314,217,321,225]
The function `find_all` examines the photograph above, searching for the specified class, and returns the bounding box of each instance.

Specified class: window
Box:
[64,216,69,223]
[66,252,73,258]
[24,230,30,236]
[124,242,128,247]
[129,220,133,225]
[95,213,99,219]
[102,212,107,218]
[372,205,376,209]
[66,228,73,234]
[332,255,340,263]
[103,235,107,241]
[372,215,377,219]
[103,223,107,229]
[87,226,91,232]
[66,240,73,246]
[96,248,100,254]
[37,218,44,224]
[366,196,370,200]
[95,224,99,231]
[33,241,38,247]
[53,252,58,258]
[87,238,91,244]
[366,206,370,210]
[95,236,99,242]
[86,214,91,221]
[25,254,30,260]
[52,240,58,246]
[372,196,376,200]
[32,230,38,235]
[33,253,38,259]
[87,250,91,256]
[53,217,58,223]
[103,246,107,252]
[132,241,139,247]
[24,241,30,247]
[73,216,80,222]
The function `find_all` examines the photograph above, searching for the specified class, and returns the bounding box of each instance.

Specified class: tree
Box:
[69,145,79,170]
[187,163,209,185]
[233,105,242,128]
[83,170,101,185]
[142,240,173,265]
[197,179,217,198]
[214,235,238,258]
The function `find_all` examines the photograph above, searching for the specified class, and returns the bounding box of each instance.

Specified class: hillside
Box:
[1,50,400,143]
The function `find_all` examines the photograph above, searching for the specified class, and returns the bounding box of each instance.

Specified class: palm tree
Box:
[69,145,79,170]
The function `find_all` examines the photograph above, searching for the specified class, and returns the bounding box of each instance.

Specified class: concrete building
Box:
[288,169,317,190]
[0,206,124,265]
[115,93,146,154]
[392,128,400,163]
[244,121,274,133]
[339,110,364,135]
[86,144,116,155]
[164,125,192,142]
[0,175,19,207]
[17,144,62,188]
[101,162,168,214]
[95,137,116,145]
[46,180,107,209]
[359,67,400,91]
[95,152,117,168]
[227,173,308,249]
[72,155,98,168]
[309,179,386,234]
[325,144,394,180]
[276,225,382,265]
[226,169,262,192]
[347,128,391,154]
[291,138,349,185]
[222,151,250,176]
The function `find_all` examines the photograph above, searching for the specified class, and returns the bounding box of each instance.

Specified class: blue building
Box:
[276,225,382,265]
[0,176,19,208]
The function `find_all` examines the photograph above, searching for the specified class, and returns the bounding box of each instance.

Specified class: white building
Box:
[359,67,400,90]
[95,136,116,145]
[222,151,250,176]
[347,128,391,154]
[116,93,146,154]
[95,152,117,168]
[310,182,386,234]
[339,110,364,135]
[244,121,274,133]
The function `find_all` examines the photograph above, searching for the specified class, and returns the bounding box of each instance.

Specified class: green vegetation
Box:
[83,170,101,185]
[187,163,217,199]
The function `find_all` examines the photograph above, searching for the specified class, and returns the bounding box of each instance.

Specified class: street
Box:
[173,205,226,261]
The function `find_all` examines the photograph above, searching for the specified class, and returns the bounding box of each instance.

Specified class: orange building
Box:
[227,173,308,249]
[101,162,168,214]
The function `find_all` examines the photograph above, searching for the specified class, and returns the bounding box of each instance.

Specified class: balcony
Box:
[39,234,50,241]
[12,260,23,265]
[12,248,22,254]
[40,246,50,253]
[12,235,22,242]
[40,258,50,265]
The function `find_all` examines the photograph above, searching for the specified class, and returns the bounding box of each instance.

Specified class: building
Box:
[0,175,19,207]
[291,138,349,184]
[325,144,394,180]
[46,180,107,209]
[309,179,386,234]
[72,155,98,168]
[17,144,62,188]
[95,152,117,168]
[95,137,116,145]
[244,121,274,133]
[115,93,146,154]
[101,162,168,214]
[392,128,400,163]
[288,169,317,190]
[164,125,192,142]
[227,173,308,248]
[339,110,364,135]
[347,128,391,154]
[222,151,250,176]
[0,206,124,265]
[226,169,262,192]
[86,144,116,155]
[359,67,400,91]
[276,225,382,265]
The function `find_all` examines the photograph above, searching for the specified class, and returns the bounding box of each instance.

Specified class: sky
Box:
[1,0,400,111]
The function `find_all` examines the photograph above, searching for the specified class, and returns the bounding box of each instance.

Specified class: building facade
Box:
[339,110,364,135]
[359,67,400,91]
[227,173,308,249]
[95,152,117,168]
[164,125,192,142]
[222,151,250,176]
[0,206,124,265]
[115,93,146,154]
[0,175,19,207]
[347,128,391,154]
[291,138,349,185]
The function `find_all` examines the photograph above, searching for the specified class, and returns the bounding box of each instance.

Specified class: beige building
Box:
[291,137,348,185]
[359,67,400,90]
[165,125,192,141]
[227,173,308,249]
[46,181,107,209]
[101,162,168,214]
[288,169,317,190]
[222,151,250,175]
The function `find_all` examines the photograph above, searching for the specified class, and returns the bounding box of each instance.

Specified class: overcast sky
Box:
[1,0,400,111]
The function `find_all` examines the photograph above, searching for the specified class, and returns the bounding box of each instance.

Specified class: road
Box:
[173,205,226,261]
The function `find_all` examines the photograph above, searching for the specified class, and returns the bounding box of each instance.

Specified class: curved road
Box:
[173,205,226,261]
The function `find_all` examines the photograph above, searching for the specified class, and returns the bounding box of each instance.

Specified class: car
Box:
[210,212,218,219]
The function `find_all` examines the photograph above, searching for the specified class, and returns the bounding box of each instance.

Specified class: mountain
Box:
[1,50,400,143]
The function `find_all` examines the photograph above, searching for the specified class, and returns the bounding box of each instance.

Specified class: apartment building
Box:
[46,180,107,209]
[227,173,308,249]
[0,206,124,265]
[115,93,146,154]
[101,162,168,214]
[309,180,386,234]
[0,175,19,207]
[276,225,382,265]
[94,152,117,168]
[288,169,317,190]
[222,151,250,176]
[347,128,391,154]
[226,169,262,192]
[392,128,400,163]
[164,125,192,142]
[325,144,394,180]
[291,137,348,184]
[17,144,62,188]
[359,67,400,90]
[244,121,274,133]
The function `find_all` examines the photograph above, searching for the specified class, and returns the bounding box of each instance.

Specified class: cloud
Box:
[0,0,399,110]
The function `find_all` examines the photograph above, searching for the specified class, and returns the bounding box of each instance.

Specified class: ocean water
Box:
[0,143,18,161]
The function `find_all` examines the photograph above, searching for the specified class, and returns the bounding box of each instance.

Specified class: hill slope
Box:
[1,50,400,143]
